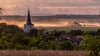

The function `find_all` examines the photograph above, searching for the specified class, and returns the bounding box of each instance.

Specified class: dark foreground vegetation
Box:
[0,23,100,56]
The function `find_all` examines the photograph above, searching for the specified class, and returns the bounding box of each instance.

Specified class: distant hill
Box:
[33,15,100,19]
[1,14,100,19]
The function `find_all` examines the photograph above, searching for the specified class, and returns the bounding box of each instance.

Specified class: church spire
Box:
[24,9,34,32]
[26,9,32,25]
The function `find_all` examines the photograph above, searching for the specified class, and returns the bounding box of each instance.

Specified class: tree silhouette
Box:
[0,8,3,19]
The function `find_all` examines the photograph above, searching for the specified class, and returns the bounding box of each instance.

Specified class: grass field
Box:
[0,50,88,56]
[37,27,100,32]
[0,50,99,56]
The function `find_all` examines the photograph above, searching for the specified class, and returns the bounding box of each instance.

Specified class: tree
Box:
[96,29,100,35]
[0,32,13,49]
[82,35,100,56]
[88,31,96,36]
[0,23,23,35]
[28,28,39,37]
[59,40,75,50]
[69,30,83,36]
[0,8,3,19]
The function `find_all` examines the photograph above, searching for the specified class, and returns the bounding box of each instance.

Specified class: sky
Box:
[0,0,100,16]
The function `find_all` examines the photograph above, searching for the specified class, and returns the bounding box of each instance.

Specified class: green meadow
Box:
[37,27,100,32]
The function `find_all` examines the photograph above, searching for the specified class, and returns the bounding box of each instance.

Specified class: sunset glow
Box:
[1,19,100,27]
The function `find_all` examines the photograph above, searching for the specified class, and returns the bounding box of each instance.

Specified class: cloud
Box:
[0,0,100,15]
[47,0,100,6]
[39,6,100,14]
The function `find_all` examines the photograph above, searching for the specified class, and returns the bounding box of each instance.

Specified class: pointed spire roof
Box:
[26,9,32,25]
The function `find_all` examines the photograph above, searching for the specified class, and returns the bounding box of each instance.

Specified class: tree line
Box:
[0,23,100,56]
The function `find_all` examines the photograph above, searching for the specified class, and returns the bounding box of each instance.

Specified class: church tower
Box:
[24,9,34,32]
